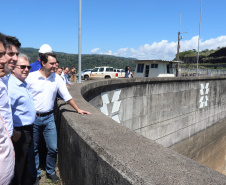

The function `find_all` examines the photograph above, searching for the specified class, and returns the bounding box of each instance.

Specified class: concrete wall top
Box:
[58,77,226,184]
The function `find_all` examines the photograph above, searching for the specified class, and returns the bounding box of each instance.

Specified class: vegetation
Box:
[19,47,137,71]
[174,47,226,69]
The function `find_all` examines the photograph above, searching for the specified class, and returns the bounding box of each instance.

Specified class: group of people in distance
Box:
[0,33,91,185]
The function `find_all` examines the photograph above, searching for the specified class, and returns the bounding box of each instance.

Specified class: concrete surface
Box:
[56,77,226,185]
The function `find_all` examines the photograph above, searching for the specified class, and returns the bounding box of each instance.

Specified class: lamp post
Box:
[78,0,82,83]
[197,0,202,76]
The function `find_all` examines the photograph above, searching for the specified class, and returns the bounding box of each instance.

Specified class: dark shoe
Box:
[47,173,60,183]
[31,177,40,185]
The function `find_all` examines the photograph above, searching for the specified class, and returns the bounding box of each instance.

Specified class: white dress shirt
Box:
[0,76,13,137]
[61,71,71,85]
[26,71,72,113]
[0,116,15,185]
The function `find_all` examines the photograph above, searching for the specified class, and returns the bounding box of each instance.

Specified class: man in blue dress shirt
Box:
[8,53,36,185]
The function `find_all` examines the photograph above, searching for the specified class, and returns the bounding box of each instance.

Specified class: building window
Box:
[151,64,158,68]
[137,64,144,73]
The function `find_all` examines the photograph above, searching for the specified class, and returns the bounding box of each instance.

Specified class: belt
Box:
[36,110,54,117]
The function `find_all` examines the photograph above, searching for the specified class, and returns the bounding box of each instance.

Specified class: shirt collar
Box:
[11,74,27,87]
[37,70,55,80]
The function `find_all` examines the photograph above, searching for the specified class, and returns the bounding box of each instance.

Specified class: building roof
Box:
[133,60,183,63]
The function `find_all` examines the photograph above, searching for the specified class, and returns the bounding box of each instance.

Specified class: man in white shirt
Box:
[0,35,21,139]
[26,53,90,184]
[0,33,15,185]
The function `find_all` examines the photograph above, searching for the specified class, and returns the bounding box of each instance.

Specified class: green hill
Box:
[19,47,137,71]
[175,47,226,69]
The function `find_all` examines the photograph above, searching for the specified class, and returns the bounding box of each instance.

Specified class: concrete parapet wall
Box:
[87,77,226,148]
[56,77,226,184]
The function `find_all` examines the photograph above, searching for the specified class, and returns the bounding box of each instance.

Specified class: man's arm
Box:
[67,99,91,115]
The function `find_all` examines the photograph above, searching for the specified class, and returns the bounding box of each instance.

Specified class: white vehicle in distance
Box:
[90,66,125,80]
[76,69,92,81]
[113,68,125,78]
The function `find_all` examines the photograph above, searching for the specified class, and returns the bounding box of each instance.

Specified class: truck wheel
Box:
[84,75,89,81]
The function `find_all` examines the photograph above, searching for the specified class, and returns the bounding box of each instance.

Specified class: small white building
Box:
[133,60,181,77]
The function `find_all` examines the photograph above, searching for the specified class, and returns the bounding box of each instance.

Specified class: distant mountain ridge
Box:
[19,47,137,71]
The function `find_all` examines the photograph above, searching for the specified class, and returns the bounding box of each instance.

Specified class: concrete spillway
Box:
[56,77,226,184]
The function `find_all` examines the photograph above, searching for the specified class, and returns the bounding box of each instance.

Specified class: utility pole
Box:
[196,0,202,76]
[176,30,181,76]
[176,12,187,77]
[78,0,82,83]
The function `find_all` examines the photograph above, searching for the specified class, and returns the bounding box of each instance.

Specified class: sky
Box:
[1,0,226,60]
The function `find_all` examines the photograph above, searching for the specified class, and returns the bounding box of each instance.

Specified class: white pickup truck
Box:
[90,66,125,80]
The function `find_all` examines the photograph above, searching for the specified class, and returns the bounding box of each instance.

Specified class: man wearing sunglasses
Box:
[26,53,91,184]
[8,53,36,185]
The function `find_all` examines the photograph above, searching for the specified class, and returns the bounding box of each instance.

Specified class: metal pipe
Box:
[197,0,202,76]
[78,0,82,83]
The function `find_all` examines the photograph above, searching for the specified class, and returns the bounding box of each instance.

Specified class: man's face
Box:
[56,68,62,76]
[0,42,7,77]
[42,56,57,74]
[5,45,19,74]
[64,68,70,75]
[12,56,30,82]
[55,62,59,72]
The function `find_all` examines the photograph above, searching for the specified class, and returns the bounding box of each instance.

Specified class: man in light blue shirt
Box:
[8,53,36,185]
[61,67,71,86]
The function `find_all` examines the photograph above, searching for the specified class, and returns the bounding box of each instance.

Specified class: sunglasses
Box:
[16,65,31,70]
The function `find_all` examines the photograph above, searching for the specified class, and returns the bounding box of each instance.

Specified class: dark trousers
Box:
[11,125,33,185]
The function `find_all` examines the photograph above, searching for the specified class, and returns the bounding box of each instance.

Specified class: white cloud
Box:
[91,48,100,53]
[114,48,128,56]
[99,50,113,55]
[94,36,226,60]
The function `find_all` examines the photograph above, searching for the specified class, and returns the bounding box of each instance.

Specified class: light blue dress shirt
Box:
[0,76,13,136]
[8,75,36,127]
[61,71,71,85]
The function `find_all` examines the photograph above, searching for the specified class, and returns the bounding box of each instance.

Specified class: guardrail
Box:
[178,68,226,77]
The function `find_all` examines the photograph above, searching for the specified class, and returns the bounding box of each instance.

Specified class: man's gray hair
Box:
[18,53,30,63]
